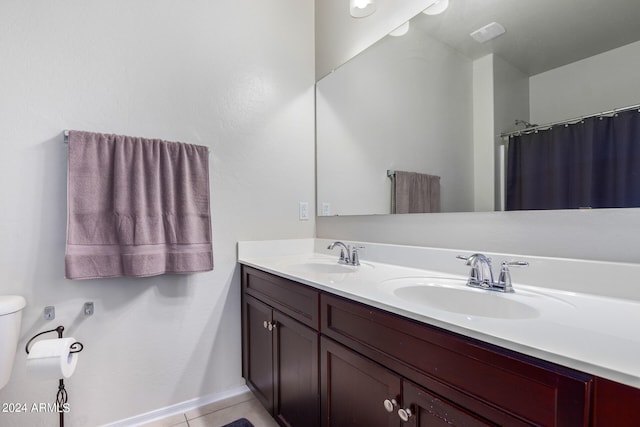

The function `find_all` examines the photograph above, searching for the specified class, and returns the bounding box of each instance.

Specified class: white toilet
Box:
[0,295,26,390]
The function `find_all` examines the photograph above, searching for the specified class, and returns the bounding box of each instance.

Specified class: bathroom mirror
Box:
[316,0,640,216]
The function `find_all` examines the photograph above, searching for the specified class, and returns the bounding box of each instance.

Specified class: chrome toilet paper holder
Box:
[25,325,84,427]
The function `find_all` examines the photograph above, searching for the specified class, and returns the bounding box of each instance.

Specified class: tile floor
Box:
[140,391,280,427]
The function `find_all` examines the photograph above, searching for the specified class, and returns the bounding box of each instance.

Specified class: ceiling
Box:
[413,0,640,76]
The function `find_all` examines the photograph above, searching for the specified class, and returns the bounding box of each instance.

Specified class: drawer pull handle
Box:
[398,408,412,422]
[383,398,397,413]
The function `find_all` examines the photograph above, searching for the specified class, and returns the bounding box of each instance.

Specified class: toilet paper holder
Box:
[25,325,84,427]
[25,325,83,355]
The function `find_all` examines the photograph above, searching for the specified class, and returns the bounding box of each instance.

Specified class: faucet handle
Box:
[496,261,529,292]
[351,246,365,266]
[505,261,529,268]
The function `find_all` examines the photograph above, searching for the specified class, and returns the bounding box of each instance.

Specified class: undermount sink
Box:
[379,277,548,319]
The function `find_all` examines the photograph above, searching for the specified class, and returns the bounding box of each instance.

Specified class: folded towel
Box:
[393,170,441,214]
[65,130,213,279]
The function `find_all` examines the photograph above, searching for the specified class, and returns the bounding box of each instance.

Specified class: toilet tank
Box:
[0,295,26,390]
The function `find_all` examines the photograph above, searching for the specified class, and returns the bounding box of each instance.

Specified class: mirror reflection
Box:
[316,0,640,216]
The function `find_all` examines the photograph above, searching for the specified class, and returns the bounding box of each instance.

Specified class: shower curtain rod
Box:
[499,102,640,138]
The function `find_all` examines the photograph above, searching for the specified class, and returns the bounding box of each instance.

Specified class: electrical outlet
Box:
[299,202,309,220]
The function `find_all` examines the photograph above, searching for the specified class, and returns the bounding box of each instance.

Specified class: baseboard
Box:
[100,384,251,427]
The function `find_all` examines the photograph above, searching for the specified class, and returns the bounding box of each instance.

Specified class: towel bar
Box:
[62,130,211,153]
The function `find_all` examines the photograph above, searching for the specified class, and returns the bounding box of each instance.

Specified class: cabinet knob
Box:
[383,398,397,413]
[398,408,413,422]
[263,320,277,331]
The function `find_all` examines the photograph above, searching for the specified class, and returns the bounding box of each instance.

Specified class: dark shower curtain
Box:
[506,109,640,210]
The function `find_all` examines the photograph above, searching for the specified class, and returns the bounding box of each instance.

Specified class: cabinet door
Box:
[592,377,640,427]
[273,311,319,427]
[402,380,496,427]
[243,295,275,412]
[321,337,401,427]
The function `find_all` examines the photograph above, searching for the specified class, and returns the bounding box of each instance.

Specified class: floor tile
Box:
[188,398,279,427]
[185,390,254,420]
[138,413,188,427]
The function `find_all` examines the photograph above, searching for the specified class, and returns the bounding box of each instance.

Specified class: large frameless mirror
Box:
[316,0,640,216]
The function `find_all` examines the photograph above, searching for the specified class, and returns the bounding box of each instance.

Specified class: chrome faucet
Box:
[327,241,362,266]
[457,254,528,293]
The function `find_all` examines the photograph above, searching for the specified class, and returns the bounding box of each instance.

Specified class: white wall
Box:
[472,55,495,212]
[316,208,640,264]
[530,40,640,124]
[315,0,437,78]
[316,25,474,216]
[0,1,315,426]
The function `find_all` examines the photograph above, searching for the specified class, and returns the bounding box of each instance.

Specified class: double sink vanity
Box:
[238,238,640,426]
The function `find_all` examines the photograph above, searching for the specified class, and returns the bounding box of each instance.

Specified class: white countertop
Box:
[238,238,640,389]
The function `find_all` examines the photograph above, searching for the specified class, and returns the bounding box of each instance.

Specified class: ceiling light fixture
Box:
[423,0,449,16]
[350,0,376,18]
[389,21,410,37]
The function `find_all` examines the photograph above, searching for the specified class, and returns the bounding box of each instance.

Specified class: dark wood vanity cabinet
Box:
[242,265,640,427]
[242,267,320,427]
[321,336,495,427]
[320,293,592,426]
[592,377,640,426]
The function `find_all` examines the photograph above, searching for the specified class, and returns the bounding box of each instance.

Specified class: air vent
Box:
[470,22,506,43]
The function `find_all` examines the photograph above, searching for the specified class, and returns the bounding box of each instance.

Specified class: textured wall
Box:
[0,0,315,425]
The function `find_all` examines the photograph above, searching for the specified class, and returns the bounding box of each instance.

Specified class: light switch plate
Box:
[299,202,309,220]
[321,202,331,216]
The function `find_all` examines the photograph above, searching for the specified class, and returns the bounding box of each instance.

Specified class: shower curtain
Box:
[506,109,640,210]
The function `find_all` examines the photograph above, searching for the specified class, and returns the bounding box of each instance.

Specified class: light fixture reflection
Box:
[350,0,376,18]
[423,0,449,15]
[389,21,410,37]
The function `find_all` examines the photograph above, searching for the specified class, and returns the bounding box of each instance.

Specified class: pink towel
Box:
[65,130,213,279]
[393,171,441,214]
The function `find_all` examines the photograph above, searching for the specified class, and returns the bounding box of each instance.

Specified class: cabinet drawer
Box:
[242,265,319,329]
[321,293,592,426]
